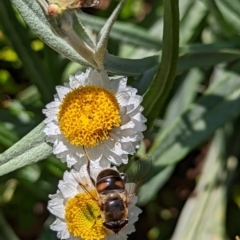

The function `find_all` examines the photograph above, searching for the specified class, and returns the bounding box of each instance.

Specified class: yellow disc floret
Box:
[58,86,121,147]
[65,191,107,240]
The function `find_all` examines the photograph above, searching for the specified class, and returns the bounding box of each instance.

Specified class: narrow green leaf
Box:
[11,0,90,66]
[47,10,97,67]
[95,0,126,68]
[205,0,240,34]
[0,0,54,103]
[132,66,158,95]
[105,44,240,91]
[0,211,20,240]
[150,70,240,167]
[142,0,179,127]
[37,216,57,240]
[178,44,240,72]
[0,122,19,148]
[171,128,229,240]
[104,53,159,76]
[0,142,52,176]
[164,68,204,127]
[79,12,161,50]
[138,165,174,205]
[72,11,95,49]
[0,122,60,175]
[0,123,46,164]
[205,0,232,34]
[180,0,208,45]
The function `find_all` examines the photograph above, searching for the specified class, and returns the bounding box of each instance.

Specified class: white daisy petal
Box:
[120,120,136,130]
[44,99,61,110]
[121,142,135,155]
[43,68,147,168]
[58,179,78,199]
[121,132,144,144]
[98,156,112,168]
[108,154,121,165]
[48,164,142,240]
[85,144,103,162]
[53,140,68,154]
[106,232,127,240]
[56,86,71,101]
[87,68,104,86]
[50,218,70,239]
[44,122,61,136]
[132,111,147,123]
[121,154,129,164]
[120,129,144,142]
[114,77,128,92]
[69,75,81,88]
[115,92,130,107]
[120,111,131,125]
[99,70,112,90]
[48,192,65,219]
[65,154,78,167]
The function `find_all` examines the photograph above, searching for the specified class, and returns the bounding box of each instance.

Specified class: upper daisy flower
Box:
[48,164,142,240]
[43,69,147,168]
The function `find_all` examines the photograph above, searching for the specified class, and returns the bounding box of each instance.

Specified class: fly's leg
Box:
[83,146,96,186]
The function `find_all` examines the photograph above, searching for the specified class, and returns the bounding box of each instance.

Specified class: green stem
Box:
[142,0,179,128]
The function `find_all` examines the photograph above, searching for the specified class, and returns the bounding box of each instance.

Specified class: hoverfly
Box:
[73,147,151,234]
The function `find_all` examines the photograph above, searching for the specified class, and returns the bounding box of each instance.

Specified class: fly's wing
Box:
[71,169,100,206]
[124,156,152,205]
[81,0,99,7]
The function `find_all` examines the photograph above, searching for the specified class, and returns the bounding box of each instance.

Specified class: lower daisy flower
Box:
[48,164,142,240]
[43,69,147,168]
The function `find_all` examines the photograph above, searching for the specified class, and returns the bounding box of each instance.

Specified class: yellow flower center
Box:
[58,86,121,147]
[65,191,108,240]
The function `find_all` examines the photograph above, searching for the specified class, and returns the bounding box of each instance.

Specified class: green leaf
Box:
[138,69,203,204]
[11,0,91,66]
[72,11,95,49]
[104,44,240,100]
[151,70,240,167]
[178,44,240,72]
[79,12,161,50]
[132,66,158,95]
[95,0,126,69]
[164,68,204,127]
[37,216,57,240]
[47,10,97,67]
[0,211,20,240]
[0,122,52,176]
[104,53,159,76]
[138,165,174,205]
[179,0,208,45]
[205,0,240,34]
[0,122,19,148]
[140,70,240,203]
[0,0,55,103]
[171,128,231,240]
[142,0,179,127]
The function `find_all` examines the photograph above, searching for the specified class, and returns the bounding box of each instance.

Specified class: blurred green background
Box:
[1,0,240,239]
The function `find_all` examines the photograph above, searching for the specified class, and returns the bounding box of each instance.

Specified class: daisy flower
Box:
[43,69,147,168]
[48,164,142,240]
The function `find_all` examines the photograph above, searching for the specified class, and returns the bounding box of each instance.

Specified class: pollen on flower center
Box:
[58,86,121,147]
[65,191,108,240]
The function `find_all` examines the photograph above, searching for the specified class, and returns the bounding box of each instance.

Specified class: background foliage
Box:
[1,0,240,239]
